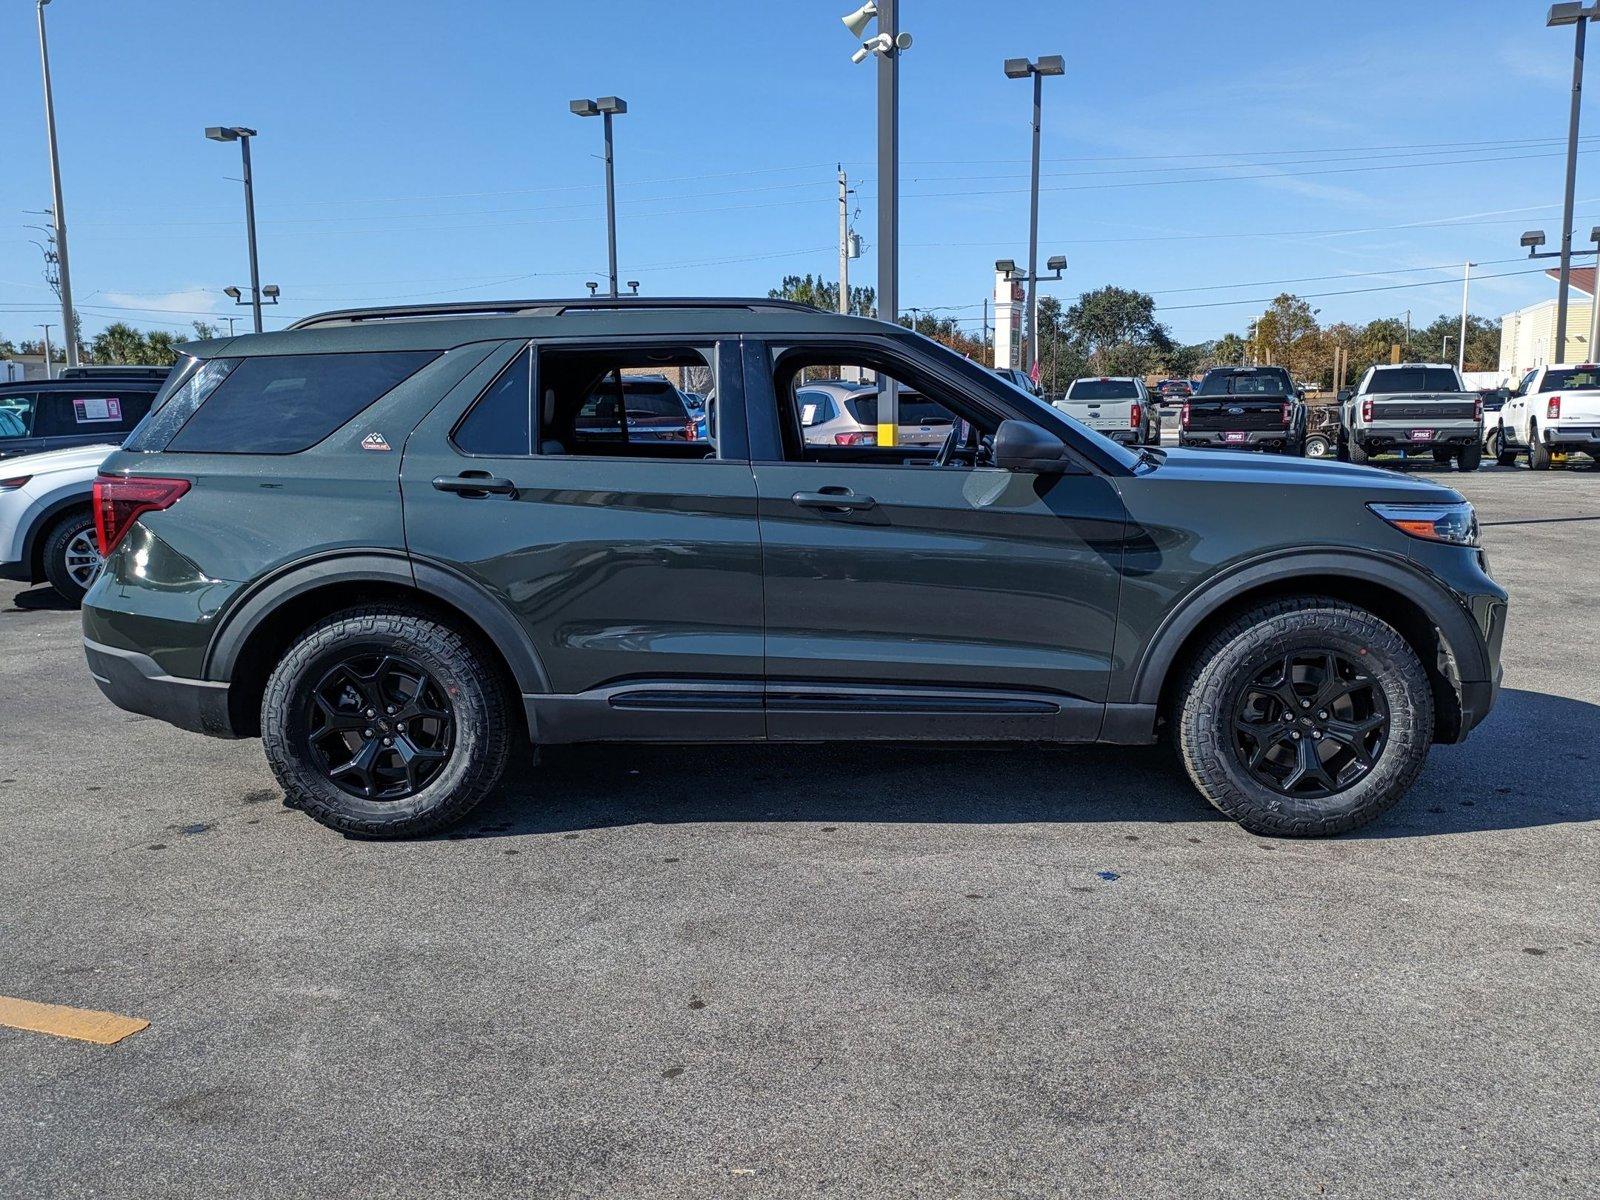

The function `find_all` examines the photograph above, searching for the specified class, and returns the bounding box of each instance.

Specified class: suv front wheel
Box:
[261,606,513,838]
[1176,597,1434,836]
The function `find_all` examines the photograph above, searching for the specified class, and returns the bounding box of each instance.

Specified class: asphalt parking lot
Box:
[1,461,1596,1199]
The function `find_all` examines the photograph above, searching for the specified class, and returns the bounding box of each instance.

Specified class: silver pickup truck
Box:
[1340,362,1483,471]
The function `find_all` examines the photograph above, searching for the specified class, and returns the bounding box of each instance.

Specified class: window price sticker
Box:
[73,397,123,424]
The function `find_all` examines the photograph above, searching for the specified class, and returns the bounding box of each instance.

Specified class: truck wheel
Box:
[1493,426,1517,466]
[1456,442,1482,472]
[1528,421,1551,470]
[261,606,514,839]
[1348,438,1370,464]
[1176,597,1433,837]
[1431,448,1453,465]
[41,509,104,605]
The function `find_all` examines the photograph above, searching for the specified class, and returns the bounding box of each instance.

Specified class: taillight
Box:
[1180,402,1190,428]
[0,475,31,491]
[1361,398,1373,422]
[1474,395,1483,421]
[92,474,190,556]
[1281,401,1290,425]
[1548,395,1562,419]
[835,431,877,446]
[683,418,697,441]
[1129,402,1142,429]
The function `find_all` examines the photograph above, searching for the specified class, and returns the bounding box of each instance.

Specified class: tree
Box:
[769,274,876,317]
[899,311,987,362]
[1205,333,1248,370]
[1412,312,1501,372]
[1062,286,1172,375]
[1033,295,1088,394]
[1254,293,1324,379]
[87,322,185,366]
[191,320,220,340]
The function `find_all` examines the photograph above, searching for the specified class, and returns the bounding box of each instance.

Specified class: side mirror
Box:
[992,419,1074,473]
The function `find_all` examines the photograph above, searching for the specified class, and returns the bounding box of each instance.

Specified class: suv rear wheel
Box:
[261,606,513,838]
[42,509,104,604]
[1176,597,1434,837]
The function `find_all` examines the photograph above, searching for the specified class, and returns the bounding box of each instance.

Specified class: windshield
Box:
[1197,370,1290,397]
[1366,367,1462,394]
[1066,379,1139,400]
[1541,367,1600,392]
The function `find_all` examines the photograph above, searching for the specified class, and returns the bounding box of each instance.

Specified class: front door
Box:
[401,337,767,742]
[746,338,1128,742]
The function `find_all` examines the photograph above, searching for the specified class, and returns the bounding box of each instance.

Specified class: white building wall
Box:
[1498,298,1598,376]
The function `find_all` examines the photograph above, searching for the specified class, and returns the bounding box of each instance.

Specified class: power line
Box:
[1152,265,1551,311]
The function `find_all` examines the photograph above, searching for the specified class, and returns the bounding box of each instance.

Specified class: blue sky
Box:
[1,0,1593,347]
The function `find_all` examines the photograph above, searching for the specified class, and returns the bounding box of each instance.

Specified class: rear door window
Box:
[0,393,35,440]
[164,351,438,454]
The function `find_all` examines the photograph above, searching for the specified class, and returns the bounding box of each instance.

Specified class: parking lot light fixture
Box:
[1545,2,1600,358]
[205,125,265,332]
[570,96,627,297]
[1006,55,1066,373]
[1521,230,1548,250]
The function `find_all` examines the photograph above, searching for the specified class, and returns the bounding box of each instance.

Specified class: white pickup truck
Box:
[1340,362,1483,470]
[1497,363,1600,470]
[1052,376,1156,446]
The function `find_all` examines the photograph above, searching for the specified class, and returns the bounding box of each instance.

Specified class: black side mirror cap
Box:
[992,419,1075,473]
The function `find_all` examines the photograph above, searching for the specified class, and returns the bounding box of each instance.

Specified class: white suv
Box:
[1498,363,1600,470]
[0,442,117,603]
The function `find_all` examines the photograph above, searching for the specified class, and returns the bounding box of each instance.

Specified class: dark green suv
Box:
[82,298,1506,838]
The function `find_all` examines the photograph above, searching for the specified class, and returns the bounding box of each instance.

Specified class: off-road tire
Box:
[1493,426,1517,467]
[1528,421,1551,470]
[41,508,101,605]
[1175,597,1434,837]
[1432,448,1454,465]
[1456,442,1482,472]
[1348,438,1370,464]
[261,606,514,838]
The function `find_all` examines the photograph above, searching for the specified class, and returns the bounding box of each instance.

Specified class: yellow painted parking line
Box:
[0,995,149,1045]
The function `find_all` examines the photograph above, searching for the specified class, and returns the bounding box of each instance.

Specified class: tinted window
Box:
[166,351,437,454]
[842,393,954,426]
[1067,379,1140,400]
[1540,367,1600,392]
[454,349,532,456]
[32,390,154,437]
[0,393,35,440]
[1198,370,1291,397]
[1365,367,1462,394]
[797,390,836,426]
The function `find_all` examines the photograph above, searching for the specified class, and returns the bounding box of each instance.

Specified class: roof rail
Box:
[286,295,829,331]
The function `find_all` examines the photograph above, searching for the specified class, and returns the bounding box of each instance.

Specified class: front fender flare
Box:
[1125,547,1489,708]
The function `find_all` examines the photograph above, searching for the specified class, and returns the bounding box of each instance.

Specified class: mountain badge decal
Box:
[361,432,392,452]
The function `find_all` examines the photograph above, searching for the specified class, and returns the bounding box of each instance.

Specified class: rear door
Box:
[746,336,1128,742]
[400,337,767,742]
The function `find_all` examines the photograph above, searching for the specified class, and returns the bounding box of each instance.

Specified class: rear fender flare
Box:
[204,551,550,693]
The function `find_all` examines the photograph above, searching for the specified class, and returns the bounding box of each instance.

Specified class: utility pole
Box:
[36,0,78,367]
[838,165,850,315]
[876,0,901,446]
[37,324,54,380]
[1458,261,1473,373]
[1404,309,1411,354]
[982,297,990,362]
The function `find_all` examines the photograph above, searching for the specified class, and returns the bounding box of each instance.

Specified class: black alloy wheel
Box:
[302,652,455,800]
[1229,649,1389,799]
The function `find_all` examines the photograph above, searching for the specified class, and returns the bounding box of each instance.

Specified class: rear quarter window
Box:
[162,351,438,454]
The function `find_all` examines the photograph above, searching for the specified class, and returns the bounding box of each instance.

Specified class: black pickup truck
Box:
[1178,366,1305,455]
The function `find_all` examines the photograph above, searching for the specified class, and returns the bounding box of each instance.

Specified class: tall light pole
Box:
[843,1,912,444]
[1457,261,1475,373]
[205,126,265,332]
[1548,3,1600,360]
[36,324,54,380]
[36,0,78,367]
[569,96,627,297]
[1004,55,1065,376]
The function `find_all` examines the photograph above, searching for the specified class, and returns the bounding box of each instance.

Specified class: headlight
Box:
[1369,501,1479,546]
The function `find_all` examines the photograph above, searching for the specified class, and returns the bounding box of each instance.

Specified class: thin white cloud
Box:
[98,288,224,316]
